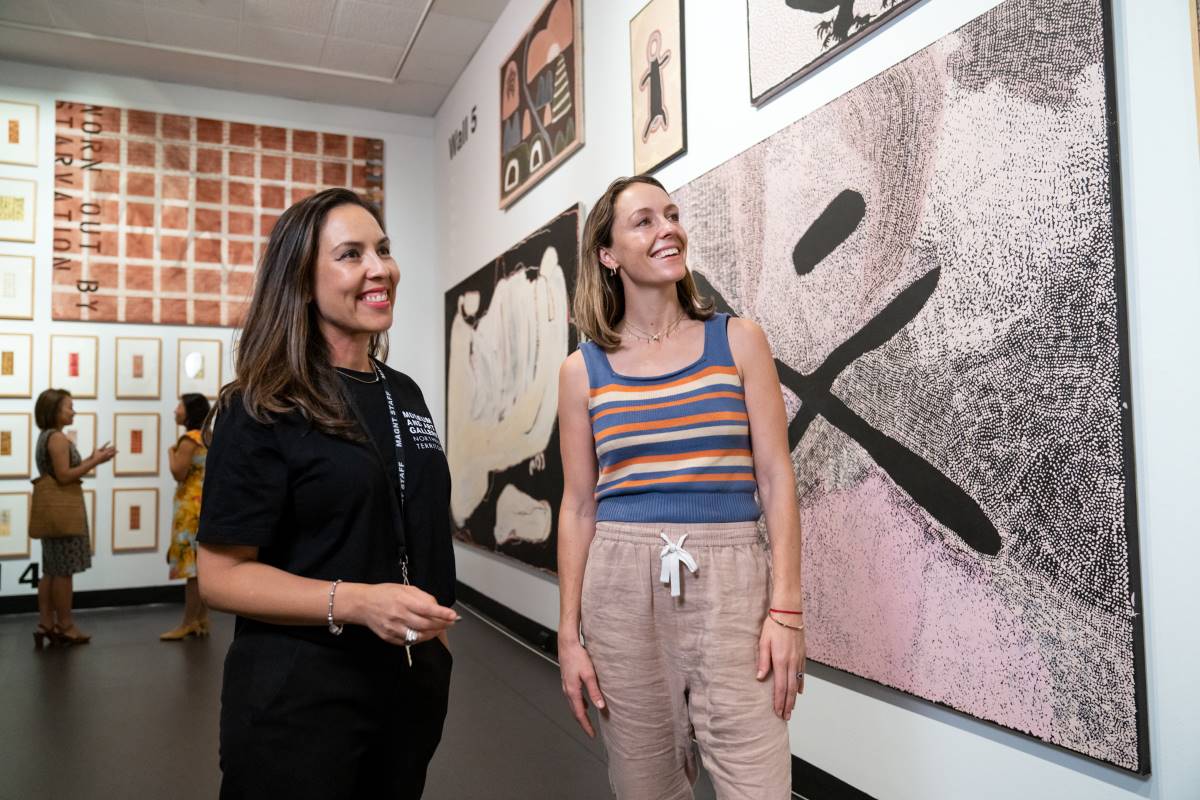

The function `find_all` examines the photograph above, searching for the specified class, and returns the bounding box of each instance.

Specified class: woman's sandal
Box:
[56,624,91,645]
[32,623,57,648]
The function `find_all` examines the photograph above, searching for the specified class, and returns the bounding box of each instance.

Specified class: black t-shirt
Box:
[197,362,454,649]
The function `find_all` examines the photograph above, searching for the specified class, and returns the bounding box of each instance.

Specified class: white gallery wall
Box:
[433,1,1200,798]
[0,59,437,598]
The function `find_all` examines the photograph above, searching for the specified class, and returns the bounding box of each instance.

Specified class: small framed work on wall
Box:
[0,412,32,478]
[0,333,32,397]
[0,177,36,243]
[112,488,158,553]
[113,413,159,476]
[0,255,34,319]
[178,338,223,399]
[630,0,687,174]
[84,489,96,555]
[0,100,39,166]
[0,491,31,558]
[64,411,97,477]
[50,335,99,398]
[115,337,162,399]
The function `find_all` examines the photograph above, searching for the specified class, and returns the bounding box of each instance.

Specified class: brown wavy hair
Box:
[209,188,388,441]
[574,175,712,351]
[34,388,71,431]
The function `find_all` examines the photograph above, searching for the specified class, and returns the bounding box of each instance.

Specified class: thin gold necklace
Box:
[335,366,379,384]
[623,312,685,344]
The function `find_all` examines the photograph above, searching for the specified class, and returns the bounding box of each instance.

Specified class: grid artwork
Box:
[52,102,384,326]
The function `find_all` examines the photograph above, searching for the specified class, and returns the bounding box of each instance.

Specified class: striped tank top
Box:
[579,313,760,523]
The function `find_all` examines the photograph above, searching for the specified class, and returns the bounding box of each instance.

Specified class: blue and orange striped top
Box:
[579,313,760,523]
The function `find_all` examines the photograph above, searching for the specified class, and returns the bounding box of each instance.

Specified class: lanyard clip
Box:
[400,554,411,586]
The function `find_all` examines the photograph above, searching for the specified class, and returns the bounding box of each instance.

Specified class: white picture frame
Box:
[0,412,32,478]
[64,410,97,477]
[0,254,34,319]
[0,100,38,166]
[84,488,96,555]
[0,491,30,558]
[113,412,160,476]
[112,488,158,553]
[177,338,223,399]
[50,335,99,399]
[115,337,162,399]
[0,177,36,243]
[0,333,32,397]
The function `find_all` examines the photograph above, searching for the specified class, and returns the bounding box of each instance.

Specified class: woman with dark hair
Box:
[557,176,804,798]
[31,388,116,646]
[196,187,457,799]
[161,392,212,641]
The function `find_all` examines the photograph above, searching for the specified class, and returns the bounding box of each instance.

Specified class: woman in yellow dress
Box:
[161,393,211,641]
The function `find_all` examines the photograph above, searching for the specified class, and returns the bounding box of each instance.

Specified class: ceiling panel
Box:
[145,8,240,54]
[241,0,336,33]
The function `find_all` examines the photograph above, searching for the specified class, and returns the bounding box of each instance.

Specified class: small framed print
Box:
[0,255,34,319]
[115,337,162,399]
[50,335,99,398]
[0,491,31,558]
[0,412,31,478]
[0,333,32,397]
[112,488,158,553]
[64,411,97,477]
[113,413,159,476]
[0,178,36,243]
[84,489,96,555]
[178,338,223,399]
[0,100,38,166]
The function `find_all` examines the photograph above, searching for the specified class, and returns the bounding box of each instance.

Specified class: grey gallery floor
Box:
[0,602,724,800]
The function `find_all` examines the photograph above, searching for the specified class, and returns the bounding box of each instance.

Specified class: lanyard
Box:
[372,360,406,505]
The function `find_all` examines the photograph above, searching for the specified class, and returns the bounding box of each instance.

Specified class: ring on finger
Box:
[404,627,419,644]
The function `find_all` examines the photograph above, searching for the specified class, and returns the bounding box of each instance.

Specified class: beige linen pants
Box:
[580,521,791,800]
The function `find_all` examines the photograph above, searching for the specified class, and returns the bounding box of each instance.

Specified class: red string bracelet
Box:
[769,608,803,615]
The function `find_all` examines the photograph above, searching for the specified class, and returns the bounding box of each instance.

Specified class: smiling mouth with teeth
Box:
[653,247,681,258]
[360,290,389,303]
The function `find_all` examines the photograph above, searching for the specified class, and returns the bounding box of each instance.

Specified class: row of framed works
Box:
[0,411,171,477]
[0,487,160,558]
[0,334,222,399]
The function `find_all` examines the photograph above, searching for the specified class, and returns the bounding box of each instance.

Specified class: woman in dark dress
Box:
[197,188,457,800]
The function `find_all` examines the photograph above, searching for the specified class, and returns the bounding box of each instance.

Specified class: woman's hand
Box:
[559,639,605,737]
[343,582,459,646]
[90,442,117,465]
[756,616,806,721]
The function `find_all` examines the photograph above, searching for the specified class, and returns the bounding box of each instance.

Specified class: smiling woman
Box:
[195,188,457,799]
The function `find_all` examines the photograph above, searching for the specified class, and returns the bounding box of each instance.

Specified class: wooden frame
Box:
[50,334,99,399]
[112,412,160,476]
[0,177,36,242]
[0,254,35,320]
[111,487,158,553]
[1192,0,1200,149]
[177,338,223,399]
[630,0,687,174]
[0,412,32,478]
[0,333,33,398]
[84,488,96,555]
[0,491,31,558]
[64,410,97,477]
[115,337,162,399]
[0,100,39,166]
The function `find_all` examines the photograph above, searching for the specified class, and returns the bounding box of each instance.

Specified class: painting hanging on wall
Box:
[445,205,580,572]
[177,338,223,399]
[674,0,1147,773]
[630,0,687,174]
[0,254,34,319]
[499,0,584,209]
[0,177,36,243]
[112,488,158,553]
[52,102,384,326]
[113,412,160,476]
[0,333,32,398]
[50,334,99,399]
[0,492,31,559]
[115,337,162,399]
[0,100,38,166]
[65,411,97,477]
[0,412,31,479]
[746,0,920,105]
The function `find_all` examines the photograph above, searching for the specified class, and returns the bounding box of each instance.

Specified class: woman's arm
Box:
[168,437,197,482]
[197,543,459,645]
[729,317,807,720]
[556,351,606,736]
[47,432,114,483]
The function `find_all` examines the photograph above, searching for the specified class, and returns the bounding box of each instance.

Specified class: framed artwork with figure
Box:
[630,0,687,174]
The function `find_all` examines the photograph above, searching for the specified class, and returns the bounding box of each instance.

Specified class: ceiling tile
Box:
[331,1,421,46]
[387,78,451,116]
[242,0,335,34]
[320,37,402,78]
[433,0,509,24]
[409,11,489,57]
[47,0,149,40]
[237,23,326,66]
[142,0,243,20]
[0,1,55,26]
[398,46,465,85]
[146,8,240,54]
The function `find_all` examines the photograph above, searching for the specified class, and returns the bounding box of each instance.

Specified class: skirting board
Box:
[0,584,182,614]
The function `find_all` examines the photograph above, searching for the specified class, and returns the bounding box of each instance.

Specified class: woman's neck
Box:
[322,325,373,372]
[622,287,685,334]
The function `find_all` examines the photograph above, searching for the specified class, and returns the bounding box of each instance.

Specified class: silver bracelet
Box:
[327,579,344,636]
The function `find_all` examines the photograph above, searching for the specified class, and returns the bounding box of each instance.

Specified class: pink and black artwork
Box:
[676,0,1146,773]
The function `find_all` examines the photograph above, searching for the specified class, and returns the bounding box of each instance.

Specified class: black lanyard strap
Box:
[373,360,406,502]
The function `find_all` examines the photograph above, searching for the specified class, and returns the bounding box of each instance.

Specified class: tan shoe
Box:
[160,623,196,641]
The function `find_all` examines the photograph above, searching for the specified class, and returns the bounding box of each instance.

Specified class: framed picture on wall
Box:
[177,338,222,399]
[112,488,158,553]
[50,335,99,398]
[113,412,159,476]
[0,412,32,478]
[115,337,162,399]
[0,333,32,397]
[64,411,97,477]
[84,488,96,555]
[0,100,38,166]
[0,491,31,558]
[0,177,36,243]
[630,0,687,174]
[1192,0,1199,147]
[0,255,34,319]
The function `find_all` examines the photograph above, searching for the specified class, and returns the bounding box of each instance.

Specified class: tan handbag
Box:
[29,475,87,539]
